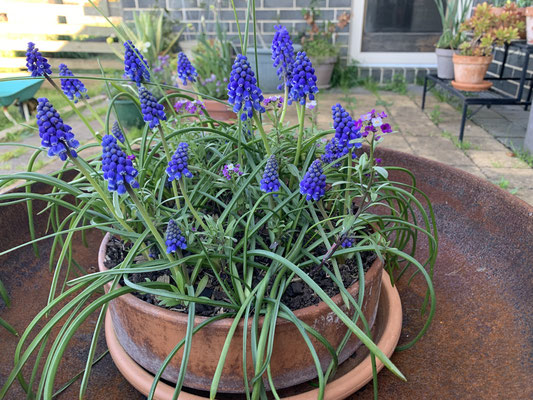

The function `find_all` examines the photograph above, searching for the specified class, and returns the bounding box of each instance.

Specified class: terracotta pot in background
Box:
[452,53,493,91]
[310,56,337,89]
[99,233,384,393]
[203,99,236,121]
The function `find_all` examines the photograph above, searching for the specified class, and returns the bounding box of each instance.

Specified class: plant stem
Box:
[44,75,99,142]
[344,149,353,215]
[278,85,289,128]
[178,179,209,232]
[157,125,181,209]
[293,103,305,166]
[80,97,104,128]
[253,112,271,155]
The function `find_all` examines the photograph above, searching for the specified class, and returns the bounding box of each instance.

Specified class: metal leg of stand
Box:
[422,76,428,110]
[459,103,468,143]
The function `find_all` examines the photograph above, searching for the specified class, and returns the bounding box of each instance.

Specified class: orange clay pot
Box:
[99,233,384,393]
[452,53,493,91]
[203,99,237,121]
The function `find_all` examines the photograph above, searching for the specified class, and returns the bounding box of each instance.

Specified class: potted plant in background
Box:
[434,0,473,80]
[452,2,519,91]
[0,2,437,399]
[300,1,350,89]
[500,1,527,39]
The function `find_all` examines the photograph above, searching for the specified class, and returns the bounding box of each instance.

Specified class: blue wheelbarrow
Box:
[0,78,44,124]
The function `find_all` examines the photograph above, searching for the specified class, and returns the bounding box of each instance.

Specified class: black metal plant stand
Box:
[421,41,533,142]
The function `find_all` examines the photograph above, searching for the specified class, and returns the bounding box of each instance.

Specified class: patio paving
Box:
[283,88,533,206]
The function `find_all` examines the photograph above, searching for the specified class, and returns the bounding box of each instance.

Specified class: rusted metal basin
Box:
[1,148,532,399]
[100,233,384,392]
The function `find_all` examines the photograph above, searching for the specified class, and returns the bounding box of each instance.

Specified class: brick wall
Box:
[119,0,352,59]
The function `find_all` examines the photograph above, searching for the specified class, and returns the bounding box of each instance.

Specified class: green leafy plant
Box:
[434,0,473,49]
[459,2,520,56]
[430,105,443,125]
[299,0,350,62]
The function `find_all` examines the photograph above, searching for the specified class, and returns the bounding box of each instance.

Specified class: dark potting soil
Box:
[104,236,376,317]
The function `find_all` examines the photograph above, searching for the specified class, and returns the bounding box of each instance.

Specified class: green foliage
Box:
[382,74,408,95]
[331,63,360,88]
[510,144,533,167]
[429,105,443,125]
[434,0,473,49]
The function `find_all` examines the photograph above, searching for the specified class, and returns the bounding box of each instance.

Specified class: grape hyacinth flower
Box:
[36,98,79,161]
[227,54,265,121]
[111,121,125,144]
[321,137,348,167]
[165,219,187,253]
[58,64,89,103]
[260,155,280,196]
[139,86,166,129]
[166,142,193,181]
[221,163,243,180]
[300,159,326,201]
[271,25,295,90]
[124,40,150,86]
[288,52,318,105]
[174,100,205,115]
[26,42,52,77]
[177,52,198,86]
[341,236,354,248]
[101,134,139,195]
[332,103,362,155]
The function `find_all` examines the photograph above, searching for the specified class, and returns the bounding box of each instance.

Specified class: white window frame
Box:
[348,0,439,67]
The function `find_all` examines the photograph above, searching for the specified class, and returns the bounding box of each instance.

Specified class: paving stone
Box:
[378,133,412,153]
[515,188,533,205]
[461,135,510,151]
[457,165,487,179]
[404,136,475,166]
[478,167,533,189]
[466,150,531,169]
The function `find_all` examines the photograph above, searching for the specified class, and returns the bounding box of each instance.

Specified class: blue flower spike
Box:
[300,159,326,201]
[332,103,362,157]
[341,237,354,248]
[124,40,150,86]
[166,142,193,182]
[36,98,79,161]
[111,121,125,144]
[58,63,89,103]
[260,155,280,196]
[139,86,167,129]
[101,134,139,195]
[165,219,187,253]
[177,52,198,86]
[289,51,318,105]
[272,25,295,90]
[227,54,265,121]
[26,42,52,77]
[321,137,348,167]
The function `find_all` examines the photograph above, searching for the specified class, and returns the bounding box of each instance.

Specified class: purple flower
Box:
[26,42,52,77]
[165,219,187,253]
[111,121,125,144]
[166,142,193,181]
[306,100,317,110]
[227,54,265,121]
[260,155,280,196]
[139,86,166,129]
[124,40,150,86]
[300,159,326,201]
[174,100,205,115]
[341,237,354,248]
[58,64,88,103]
[101,134,139,195]
[272,25,295,90]
[288,51,318,105]
[36,98,79,161]
[263,95,284,108]
[221,163,243,180]
[360,109,392,137]
[177,52,198,86]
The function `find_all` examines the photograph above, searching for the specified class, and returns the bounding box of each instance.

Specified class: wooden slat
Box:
[0,25,114,37]
[0,57,123,71]
[0,39,122,54]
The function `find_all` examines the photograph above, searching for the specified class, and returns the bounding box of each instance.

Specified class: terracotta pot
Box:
[525,7,533,44]
[203,99,236,122]
[99,233,384,393]
[310,56,337,90]
[452,53,493,91]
